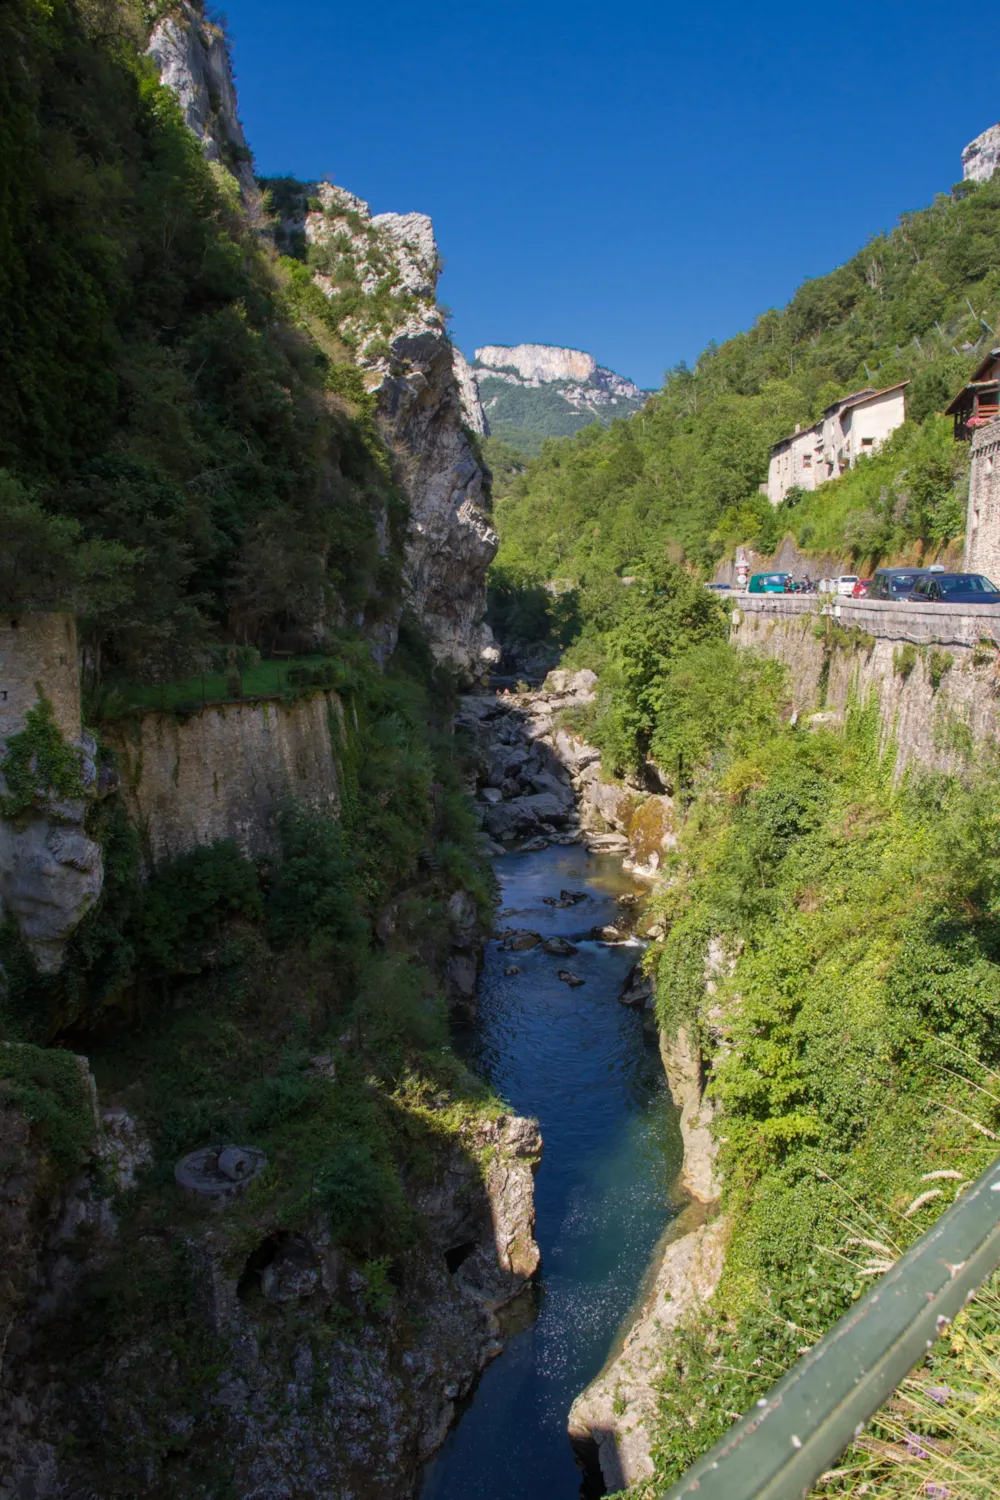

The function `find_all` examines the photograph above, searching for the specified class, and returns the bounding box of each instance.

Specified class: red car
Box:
[852,579,871,598]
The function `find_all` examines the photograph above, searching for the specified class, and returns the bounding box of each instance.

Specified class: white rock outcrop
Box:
[301,184,498,674]
[147,21,498,678]
[963,124,1000,183]
[477,343,599,385]
[0,732,105,974]
[474,342,646,402]
[146,2,256,198]
[453,348,488,434]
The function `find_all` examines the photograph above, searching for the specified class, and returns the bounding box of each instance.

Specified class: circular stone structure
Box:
[174,1144,266,1204]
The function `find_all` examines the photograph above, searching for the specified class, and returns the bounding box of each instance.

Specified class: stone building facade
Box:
[765,383,908,506]
[0,612,81,745]
[963,416,1000,581]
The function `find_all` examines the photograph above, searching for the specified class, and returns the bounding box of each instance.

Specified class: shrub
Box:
[135,841,263,976]
[0,696,85,816]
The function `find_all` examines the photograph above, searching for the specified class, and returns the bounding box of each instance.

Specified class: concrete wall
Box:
[963,417,1000,581]
[104,692,343,864]
[0,613,80,744]
[731,594,1000,774]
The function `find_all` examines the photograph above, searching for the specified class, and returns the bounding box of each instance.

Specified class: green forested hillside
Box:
[474,369,649,455]
[0,0,403,685]
[493,171,1000,603]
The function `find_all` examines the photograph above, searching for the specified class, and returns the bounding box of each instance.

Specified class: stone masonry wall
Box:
[0,613,80,744]
[731,594,1000,774]
[104,692,343,864]
[963,417,1000,580]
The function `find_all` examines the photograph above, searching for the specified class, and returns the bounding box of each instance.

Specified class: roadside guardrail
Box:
[662,1153,1000,1500]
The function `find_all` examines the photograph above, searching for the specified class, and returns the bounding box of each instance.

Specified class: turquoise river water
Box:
[420,842,683,1500]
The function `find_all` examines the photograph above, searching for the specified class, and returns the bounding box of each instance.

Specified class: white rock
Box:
[963,124,1000,183]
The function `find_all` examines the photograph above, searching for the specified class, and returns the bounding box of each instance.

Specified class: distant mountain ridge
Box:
[458,342,651,454]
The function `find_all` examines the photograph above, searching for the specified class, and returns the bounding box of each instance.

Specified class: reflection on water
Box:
[420,845,683,1500]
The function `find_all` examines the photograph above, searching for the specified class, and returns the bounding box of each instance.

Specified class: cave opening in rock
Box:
[444,1240,478,1275]
[570,1435,608,1499]
[237,1232,282,1300]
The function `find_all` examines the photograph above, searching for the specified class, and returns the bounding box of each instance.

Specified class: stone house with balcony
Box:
[765,381,909,506]
[945,348,1000,441]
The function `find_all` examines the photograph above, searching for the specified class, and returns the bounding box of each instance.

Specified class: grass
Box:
[97,654,344,718]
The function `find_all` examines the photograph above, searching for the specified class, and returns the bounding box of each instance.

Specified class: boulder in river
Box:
[560,889,588,904]
[503,965,521,976]
[557,970,585,987]
[519,836,549,852]
[542,936,578,957]
[618,963,654,1009]
[504,930,542,952]
[593,925,628,944]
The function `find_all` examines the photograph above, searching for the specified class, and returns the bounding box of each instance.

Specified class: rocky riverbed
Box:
[458,671,681,878]
[443,674,728,1496]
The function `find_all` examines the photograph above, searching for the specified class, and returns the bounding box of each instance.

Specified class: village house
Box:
[764,382,909,507]
[945,348,1000,441]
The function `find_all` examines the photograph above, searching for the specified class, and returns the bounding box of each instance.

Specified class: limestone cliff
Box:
[568,1209,727,1493]
[469,343,650,449]
[146,9,497,677]
[0,616,108,974]
[963,123,1000,184]
[146,2,257,200]
[301,183,499,675]
[475,343,644,399]
[453,347,488,434]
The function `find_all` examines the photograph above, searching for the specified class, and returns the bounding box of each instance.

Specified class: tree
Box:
[0,471,135,615]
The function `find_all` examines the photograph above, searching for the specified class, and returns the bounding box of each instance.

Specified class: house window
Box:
[802,455,812,468]
[861,436,874,447]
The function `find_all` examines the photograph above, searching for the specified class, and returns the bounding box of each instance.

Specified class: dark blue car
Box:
[910,573,1000,604]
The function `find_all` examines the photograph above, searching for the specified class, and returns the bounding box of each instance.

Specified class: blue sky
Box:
[225,0,988,390]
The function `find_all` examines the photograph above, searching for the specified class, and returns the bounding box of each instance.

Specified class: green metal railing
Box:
[663,1153,1000,1500]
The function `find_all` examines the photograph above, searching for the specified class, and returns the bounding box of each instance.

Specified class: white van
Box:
[836,575,859,596]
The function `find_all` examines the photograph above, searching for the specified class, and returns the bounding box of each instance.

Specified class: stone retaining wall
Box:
[104,692,343,864]
[730,594,1000,774]
[0,612,80,743]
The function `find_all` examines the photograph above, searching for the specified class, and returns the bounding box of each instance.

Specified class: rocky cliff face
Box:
[475,343,643,399]
[0,1072,542,1500]
[467,343,650,450]
[301,182,498,674]
[963,123,1000,183]
[568,1209,727,1492]
[453,347,488,434]
[147,2,257,200]
[148,9,497,678]
[104,691,344,864]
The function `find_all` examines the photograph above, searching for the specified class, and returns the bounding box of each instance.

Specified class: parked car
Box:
[852,579,871,598]
[748,572,790,594]
[910,573,1000,604]
[868,568,933,600]
[835,575,860,596]
[703,582,730,591]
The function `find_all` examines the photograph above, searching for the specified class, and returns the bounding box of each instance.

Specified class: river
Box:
[420,842,683,1500]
